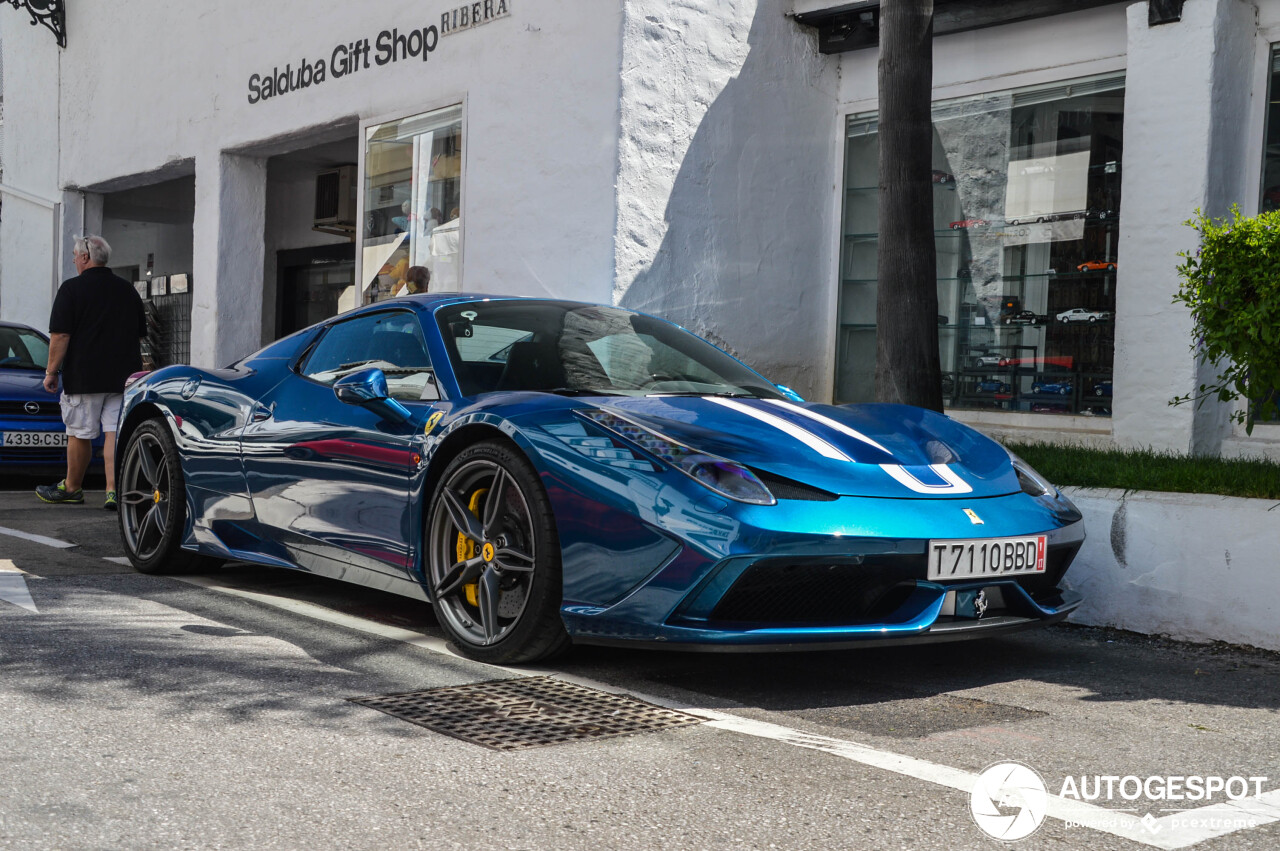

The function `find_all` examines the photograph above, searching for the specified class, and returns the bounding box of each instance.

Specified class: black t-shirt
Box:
[48,267,146,394]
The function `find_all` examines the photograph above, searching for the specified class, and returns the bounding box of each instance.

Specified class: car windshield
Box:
[436,300,784,399]
[0,326,49,370]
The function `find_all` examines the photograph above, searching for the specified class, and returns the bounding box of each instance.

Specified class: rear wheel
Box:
[426,440,569,664]
[117,419,221,575]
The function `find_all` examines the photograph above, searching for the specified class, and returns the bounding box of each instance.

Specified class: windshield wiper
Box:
[646,390,757,398]
[543,387,627,397]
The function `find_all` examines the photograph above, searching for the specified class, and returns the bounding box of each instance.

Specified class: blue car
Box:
[114,295,1084,663]
[0,321,102,471]
[1032,380,1074,396]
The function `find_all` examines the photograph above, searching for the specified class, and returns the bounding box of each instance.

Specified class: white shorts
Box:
[61,393,124,440]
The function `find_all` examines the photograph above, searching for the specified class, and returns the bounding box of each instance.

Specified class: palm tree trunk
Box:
[876,0,943,411]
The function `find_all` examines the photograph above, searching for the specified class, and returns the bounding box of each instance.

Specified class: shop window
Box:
[838,75,1124,418]
[1254,48,1280,424]
[361,105,462,303]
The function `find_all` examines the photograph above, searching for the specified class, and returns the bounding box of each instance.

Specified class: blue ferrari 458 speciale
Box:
[116,295,1084,662]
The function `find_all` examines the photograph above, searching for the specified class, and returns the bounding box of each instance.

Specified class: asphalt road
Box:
[1,481,1278,850]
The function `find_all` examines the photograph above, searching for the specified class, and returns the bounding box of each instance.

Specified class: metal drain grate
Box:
[348,676,703,751]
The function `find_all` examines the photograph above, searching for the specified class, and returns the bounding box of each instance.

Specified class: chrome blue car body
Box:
[116,295,1084,660]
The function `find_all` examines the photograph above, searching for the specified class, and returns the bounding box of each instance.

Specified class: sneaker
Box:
[35,480,84,505]
[104,491,118,511]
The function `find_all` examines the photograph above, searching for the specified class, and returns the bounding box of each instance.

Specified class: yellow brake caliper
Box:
[455,488,488,607]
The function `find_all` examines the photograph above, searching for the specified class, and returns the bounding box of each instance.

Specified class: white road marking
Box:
[0,560,39,613]
[103,556,132,566]
[0,525,76,549]
[706,397,852,461]
[173,574,1278,849]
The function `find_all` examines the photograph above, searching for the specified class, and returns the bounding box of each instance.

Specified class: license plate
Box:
[0,431,68,448]
[927,535,1046,581]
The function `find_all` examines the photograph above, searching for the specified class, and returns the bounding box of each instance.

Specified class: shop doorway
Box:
[101,175,195,368]
[262,135,359,342]
[276,244,356,337]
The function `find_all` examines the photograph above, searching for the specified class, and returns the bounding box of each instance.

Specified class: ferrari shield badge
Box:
[963,508,984,525]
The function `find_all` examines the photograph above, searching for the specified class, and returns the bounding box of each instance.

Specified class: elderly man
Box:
[36,235,145,509]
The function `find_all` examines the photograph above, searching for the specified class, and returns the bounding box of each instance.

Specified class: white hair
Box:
[74,235,112,265]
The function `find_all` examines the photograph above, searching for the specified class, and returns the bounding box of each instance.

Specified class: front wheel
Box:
[117,419,221,574]
[426,440,570,664]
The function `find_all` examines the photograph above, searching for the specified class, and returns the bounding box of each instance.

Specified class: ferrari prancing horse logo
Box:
[423,411,444,435]
[481,542,495,562]
[963,508,984,525]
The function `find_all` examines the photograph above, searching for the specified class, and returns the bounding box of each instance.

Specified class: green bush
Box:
[1173,206,1280,432]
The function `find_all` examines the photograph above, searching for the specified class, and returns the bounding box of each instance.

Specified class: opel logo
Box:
[24,401,40,415]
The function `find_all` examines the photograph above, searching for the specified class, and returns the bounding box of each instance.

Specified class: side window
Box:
[301,312,436,401]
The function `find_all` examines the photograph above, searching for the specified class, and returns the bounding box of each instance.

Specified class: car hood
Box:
[589,396,1021,500]
[0,369,58,404]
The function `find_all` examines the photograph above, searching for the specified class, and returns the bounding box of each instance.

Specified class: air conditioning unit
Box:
[314,165,357,236]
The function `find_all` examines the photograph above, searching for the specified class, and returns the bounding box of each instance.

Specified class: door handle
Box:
[251,402,275,422]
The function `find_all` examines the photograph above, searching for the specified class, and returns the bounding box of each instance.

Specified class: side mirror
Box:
[333,368,411,424]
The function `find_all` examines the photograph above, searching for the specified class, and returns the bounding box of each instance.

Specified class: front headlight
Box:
[1004,447,1058,498]
[579,409,776,505]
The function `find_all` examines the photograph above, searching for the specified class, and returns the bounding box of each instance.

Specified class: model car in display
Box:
[1091,380,1113,397]
[1056,308,1114,324]
[113,295,1085,663]
[1004,311,1040,326]
[949,218,989,229]
[0,321,102,470]
[1031,379,1074,396]
[932,170,956,186]
[971,353,1008,368]
[1076,260,1117,272]
[976,380,1013,394]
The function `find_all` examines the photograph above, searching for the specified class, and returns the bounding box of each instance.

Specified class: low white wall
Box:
[1062,486,1280,652]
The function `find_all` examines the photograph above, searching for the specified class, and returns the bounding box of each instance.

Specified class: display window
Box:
[838,75,1124,417]
[1253,48,1280,425]
[361,105,463,303]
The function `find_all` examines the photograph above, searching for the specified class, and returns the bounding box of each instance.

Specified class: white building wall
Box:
[0,13,61,330]
[614,0,840,397]
[23,0,626,362]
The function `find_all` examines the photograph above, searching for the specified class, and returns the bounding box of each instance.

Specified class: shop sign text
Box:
[247,2,511,105]
[441,0,510,37]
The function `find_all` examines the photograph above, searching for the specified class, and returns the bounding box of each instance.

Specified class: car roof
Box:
[0,320,44,335]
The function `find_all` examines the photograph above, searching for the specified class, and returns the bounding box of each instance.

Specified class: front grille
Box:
[1016,541,1081,600]
[0,400,61,419]
[0,446,66,464]
[708,542,1082,625]
[710,556,925,624]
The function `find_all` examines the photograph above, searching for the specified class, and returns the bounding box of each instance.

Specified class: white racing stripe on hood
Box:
[706,398,853,462]
[762,399,972,494]
[879,463,973,494]
[763,399,893,455]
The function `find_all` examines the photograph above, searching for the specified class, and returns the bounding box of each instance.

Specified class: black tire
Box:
[117,419,222,575]
[426,440,569,664]
[1089,316,1098,324]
